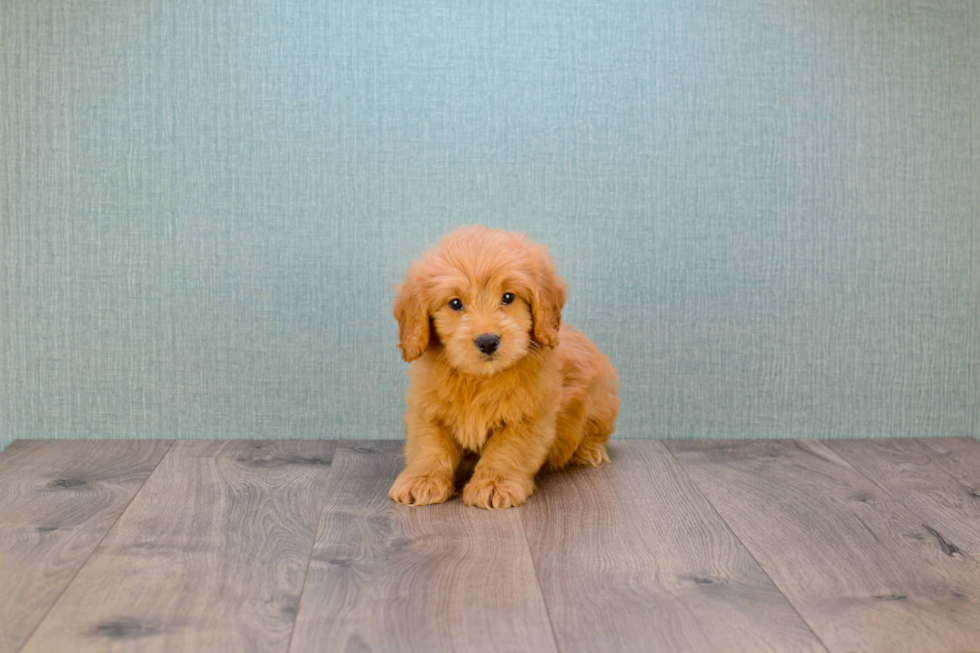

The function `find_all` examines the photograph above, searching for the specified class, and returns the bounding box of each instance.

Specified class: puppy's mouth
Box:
[471,350,507,374]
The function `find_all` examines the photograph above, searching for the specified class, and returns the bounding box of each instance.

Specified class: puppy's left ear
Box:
[393,265,431,362]
[529,244,567,349]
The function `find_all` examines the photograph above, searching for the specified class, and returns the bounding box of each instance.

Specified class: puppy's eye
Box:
[501,293,515,305]
[448,298,463,311]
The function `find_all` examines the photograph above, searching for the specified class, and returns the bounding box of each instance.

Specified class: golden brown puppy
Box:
[389,226,620,509]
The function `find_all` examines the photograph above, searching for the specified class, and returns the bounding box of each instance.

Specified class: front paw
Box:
[462,472,532,510]
[389,471,455,506]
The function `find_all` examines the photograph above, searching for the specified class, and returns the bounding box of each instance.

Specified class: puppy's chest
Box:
[434,382,526,452]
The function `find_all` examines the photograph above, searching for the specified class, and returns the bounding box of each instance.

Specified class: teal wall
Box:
[2,0,978,450]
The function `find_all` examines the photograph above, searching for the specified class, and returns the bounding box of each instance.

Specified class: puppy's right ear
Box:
[393,267,430,362]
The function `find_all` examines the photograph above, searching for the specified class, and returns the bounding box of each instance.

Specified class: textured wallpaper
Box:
[1,0,977,450]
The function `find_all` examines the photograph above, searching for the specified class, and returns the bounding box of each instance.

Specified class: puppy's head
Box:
[394,226,566,375]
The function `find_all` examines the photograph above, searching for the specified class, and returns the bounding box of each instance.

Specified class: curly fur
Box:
[389,226,620,509]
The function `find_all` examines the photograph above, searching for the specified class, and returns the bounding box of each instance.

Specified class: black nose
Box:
[474,333,500,355]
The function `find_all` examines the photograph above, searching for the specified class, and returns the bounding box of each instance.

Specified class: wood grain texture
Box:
[667,439,980,653]
[288,441,559,653]
[522,440,828,653]
[824,438,980,558]
[0,439,172,653]
[918,436,980,457]
[19,440,336,653]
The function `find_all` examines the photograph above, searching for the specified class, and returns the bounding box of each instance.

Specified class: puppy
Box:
[388,226,620,509]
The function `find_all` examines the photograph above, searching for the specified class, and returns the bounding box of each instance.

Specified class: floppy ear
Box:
[529,244,567,349]
[393,266,431,362]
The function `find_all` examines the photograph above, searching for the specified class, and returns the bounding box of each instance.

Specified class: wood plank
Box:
[918,436,980,457]
[288,441,558,653]
[521,440,828,653]
[919,436,980,476]
[823,438,980,558]
[20,440,336,653]
[0,439,172,653]
[667,439,980,653]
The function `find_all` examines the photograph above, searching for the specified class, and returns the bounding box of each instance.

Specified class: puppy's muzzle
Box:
[474,333,500,356]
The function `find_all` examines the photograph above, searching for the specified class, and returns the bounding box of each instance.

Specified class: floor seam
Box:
[15,438,178,653]
[285,440,343,653]
[518,503,564,653]
[660,440,835,653]
[819,438,980,569]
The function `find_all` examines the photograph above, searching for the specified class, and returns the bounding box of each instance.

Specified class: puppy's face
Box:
[431,280,534,376]
[394,227,566,374]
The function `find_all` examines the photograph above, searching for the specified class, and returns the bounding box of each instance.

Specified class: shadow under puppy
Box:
[389,226,620,509]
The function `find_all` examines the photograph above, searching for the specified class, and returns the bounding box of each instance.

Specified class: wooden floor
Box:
[1,439,980,652]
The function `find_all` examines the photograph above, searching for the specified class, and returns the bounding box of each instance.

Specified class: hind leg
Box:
[568,420,612,466]
[545,399,588,470]
[568,379,620,467]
